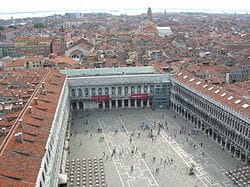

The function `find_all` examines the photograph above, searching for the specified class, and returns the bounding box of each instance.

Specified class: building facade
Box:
[0,41,16,58]
[36,80,70,187]
[171,75,250,165]
[14,36,52,57]
[25,57,44,69]
[67,74,171,110]
[52,37,66,56]
[226,64,250,83]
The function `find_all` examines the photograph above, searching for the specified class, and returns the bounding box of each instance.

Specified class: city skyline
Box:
[1,0,249,13]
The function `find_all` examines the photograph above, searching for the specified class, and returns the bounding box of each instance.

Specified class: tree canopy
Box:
[34,22,45,29]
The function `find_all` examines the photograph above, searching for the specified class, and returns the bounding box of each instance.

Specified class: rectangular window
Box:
[131,86,135,94]
[105,87,109,94]
[144,86,147,93]
[150,85,154,93]
[118,87,122,94]
[112,87,116,94]
[85,88,88,96]
[124,86,128,94]
[92,88,95,96]
[98,88,102,95]
[137,86,141,93]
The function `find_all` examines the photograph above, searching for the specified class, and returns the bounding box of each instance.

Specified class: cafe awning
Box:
[130,93,149,100]
[91,95,110,101]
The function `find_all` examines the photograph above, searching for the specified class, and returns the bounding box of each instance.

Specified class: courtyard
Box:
[64,108,242,187]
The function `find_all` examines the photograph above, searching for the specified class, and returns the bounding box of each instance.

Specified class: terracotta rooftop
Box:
[49,56,78,66]
[0,68,66,186]
[173,71,250,120]
[0,69,48,97]
[4,59,25,68]
[14,36,51,42]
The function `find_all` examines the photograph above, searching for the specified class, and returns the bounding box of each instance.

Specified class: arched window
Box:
[92,88,96,96]
[118,87,122,94]
[112,87,116,94]
[85,88,89,96]
[105,87,109,94]
[78,88,82,96]
[137,86,141,93]
[131,86,135,94]
[98,88,102,95]
[124,86,128,94]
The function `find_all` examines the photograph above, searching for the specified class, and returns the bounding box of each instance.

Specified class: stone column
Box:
[141,100,143,107]
[224,139,227,149]
[102,101,105,109]
[245,152,249,164]
[83,101,85,111]
[122,86,125,95]
[234,147,237,158]
[109,100,112,109]
[76,101,80,110]
[122,100,125,108]
[239,150,243,161]
[147,99,150,107]
[135,100,137,107]
[128,86,131,94]
[128,99,131,108]
[116,100,118,108]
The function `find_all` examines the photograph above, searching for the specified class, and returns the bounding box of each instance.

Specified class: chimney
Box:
[39,86,43,94]
[27,82,30,87]
[11,90,14,96]
[32,84,35,89]
[28,106,32,114]
[41,82,45,89]
[1,127,6,136]
[34,97,38,105]
[42,90,47,95]
[2,104,5,111]
[0,92,2,96]
[18,119,23,129]
[19,101,23,108]
[14,132,23,143]
[18,90,21,97]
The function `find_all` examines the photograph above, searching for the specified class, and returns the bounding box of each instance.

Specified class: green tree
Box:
[8,25,16,29]
[34,23,45,29]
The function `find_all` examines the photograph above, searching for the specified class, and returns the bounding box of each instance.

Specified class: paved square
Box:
[66,108,242,187]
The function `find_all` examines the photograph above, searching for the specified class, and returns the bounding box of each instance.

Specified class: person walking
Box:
[153,156,156,162]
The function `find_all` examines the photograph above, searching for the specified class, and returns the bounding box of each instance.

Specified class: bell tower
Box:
[147,7,153,21]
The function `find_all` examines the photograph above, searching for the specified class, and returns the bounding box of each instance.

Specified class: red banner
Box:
[91,95,109,101]
[130,94,149,100]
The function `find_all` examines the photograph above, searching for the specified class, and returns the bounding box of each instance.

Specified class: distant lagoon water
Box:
[0,8,248,20]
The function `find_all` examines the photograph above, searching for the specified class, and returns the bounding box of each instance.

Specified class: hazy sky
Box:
[0,0,249,13]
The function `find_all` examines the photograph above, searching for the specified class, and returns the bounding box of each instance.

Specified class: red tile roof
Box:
[0,68,66,186]
[4,59,25,68]
[173,71,250,119]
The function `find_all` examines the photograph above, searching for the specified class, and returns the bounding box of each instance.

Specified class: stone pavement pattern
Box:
[67,108,242,187]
